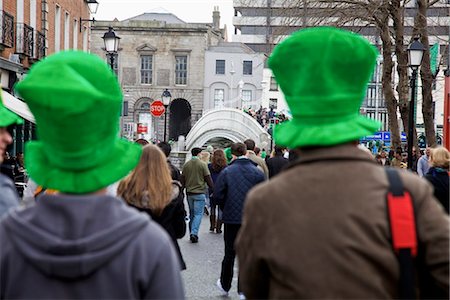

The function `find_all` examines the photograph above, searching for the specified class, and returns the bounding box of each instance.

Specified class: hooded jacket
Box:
[0,193,184,299]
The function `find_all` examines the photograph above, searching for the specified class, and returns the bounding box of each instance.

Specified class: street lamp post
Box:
[407,37,425,170]
[102,27,121,70]
[161,89,172,142]
[79,0,99,32]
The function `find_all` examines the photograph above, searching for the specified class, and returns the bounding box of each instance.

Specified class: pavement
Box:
[180,213,241,299]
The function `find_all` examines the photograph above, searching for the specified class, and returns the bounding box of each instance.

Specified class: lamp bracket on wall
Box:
[79,17,95,32]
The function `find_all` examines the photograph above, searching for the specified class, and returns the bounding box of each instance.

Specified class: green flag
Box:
[430,43,439,76]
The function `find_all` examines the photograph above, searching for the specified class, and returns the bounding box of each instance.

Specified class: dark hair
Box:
[211,149,227,172]
[157,141,171,157]
[135,138,149,146]
[254,147,261,155]
[274,145,285,155]
[244,139,256,151]
[191,147,203,156]
[231,142,247,157]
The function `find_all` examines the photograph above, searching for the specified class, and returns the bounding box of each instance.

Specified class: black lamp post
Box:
[407,37,425,170]
[161,89,172,142]
[79,0,99,32]
[102,27,120,70]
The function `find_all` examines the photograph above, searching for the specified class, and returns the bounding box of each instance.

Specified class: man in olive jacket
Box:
[236,27,449,299]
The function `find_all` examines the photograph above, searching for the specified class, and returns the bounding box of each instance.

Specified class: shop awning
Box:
[2,90,35,123]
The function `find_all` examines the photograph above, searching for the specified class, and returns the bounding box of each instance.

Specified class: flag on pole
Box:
[430,43,439,76]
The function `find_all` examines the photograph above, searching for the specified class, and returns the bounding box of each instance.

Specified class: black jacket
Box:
[267,155,289,178]
[425,167,449,214]
[131,181,187,269]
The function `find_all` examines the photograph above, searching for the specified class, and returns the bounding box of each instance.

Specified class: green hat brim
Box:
[0,106,23,127]
[274,115,380,148]
[25,139,142,194]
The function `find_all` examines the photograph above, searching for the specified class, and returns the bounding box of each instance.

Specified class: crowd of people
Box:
[243,106,289,131]
[0,27,448,299]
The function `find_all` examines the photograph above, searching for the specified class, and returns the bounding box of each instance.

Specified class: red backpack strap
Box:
[385,168,417,299]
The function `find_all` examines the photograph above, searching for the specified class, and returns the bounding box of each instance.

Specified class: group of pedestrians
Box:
[0,26,448,299]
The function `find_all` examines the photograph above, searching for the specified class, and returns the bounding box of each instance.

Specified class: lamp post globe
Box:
[161,89,172,142]
[406,37,425,170]
[102,27,120,69]
[86,0,99,14]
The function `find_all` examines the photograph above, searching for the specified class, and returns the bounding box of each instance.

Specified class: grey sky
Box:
[95,0,234,37]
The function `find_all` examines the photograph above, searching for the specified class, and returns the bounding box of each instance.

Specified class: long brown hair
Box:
[211,149,227,173]
[117,144,172,215]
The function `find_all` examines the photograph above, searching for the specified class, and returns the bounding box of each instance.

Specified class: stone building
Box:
[90,8,226,142]
[2,0,94,155]
[204,42,264,111]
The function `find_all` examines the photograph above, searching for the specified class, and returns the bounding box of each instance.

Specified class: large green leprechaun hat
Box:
[15,51,142,194]
[0,93,23,127]
[269,27,380,148]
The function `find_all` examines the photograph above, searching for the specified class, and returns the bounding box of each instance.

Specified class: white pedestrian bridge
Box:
[185,108,271,150]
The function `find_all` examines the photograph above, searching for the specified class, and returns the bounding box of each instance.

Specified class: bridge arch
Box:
[185,108,271,150]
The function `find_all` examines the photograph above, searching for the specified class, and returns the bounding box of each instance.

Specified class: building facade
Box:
[204,42,264,112]
[2,0,93,155]
[90,10,226,142]
[232,0,450,137]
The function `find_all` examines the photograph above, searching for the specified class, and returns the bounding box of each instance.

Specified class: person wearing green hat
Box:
[0,51,184,298]
[0,93,23,217]
[236,27,449,299]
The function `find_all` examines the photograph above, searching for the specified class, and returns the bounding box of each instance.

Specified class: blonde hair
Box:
[429,147,450,170]
[117,144,172,215]
[199,151,210,163]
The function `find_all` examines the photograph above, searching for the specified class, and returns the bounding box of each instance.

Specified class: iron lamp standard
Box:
[161,89,172,142]
[407,37,425,170]
[79,0,99,32]
[102,27,120,70]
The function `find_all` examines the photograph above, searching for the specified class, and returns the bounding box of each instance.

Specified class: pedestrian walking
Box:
[118,144,187,270]
[208,149,228,233]
[0,51,184,299]
[418,147,431,177]
[244,139,269,179]
[0,93,22,217]
[181,147,214,243]
[214,142,265,297]
[266,145,289,178]
[424,147,450,214]
[236,27,449,299]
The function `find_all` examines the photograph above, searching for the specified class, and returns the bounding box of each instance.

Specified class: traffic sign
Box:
[150,100,165,117]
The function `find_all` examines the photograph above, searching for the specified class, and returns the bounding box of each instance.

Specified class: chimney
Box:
[212,6,220,31]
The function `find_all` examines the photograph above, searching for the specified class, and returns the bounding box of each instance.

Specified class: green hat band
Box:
[15,51,142,193]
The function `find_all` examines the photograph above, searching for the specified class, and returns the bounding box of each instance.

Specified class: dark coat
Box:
[425,167,449,214]
[266,155,289,178]
[214,158,265,224]
[208,163,227,206]
[131,181,187,270]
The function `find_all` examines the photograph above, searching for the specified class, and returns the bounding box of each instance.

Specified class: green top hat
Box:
[269,27,380,148]
[15,51,142,194]
[0,94,23,127]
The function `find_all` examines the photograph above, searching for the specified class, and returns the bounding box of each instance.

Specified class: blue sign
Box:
[361,131,407,142]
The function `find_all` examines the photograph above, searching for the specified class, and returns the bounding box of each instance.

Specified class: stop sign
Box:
[150,100,165,117]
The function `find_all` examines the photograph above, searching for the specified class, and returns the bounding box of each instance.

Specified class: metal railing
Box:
[16,23,34,57]
[0,11,14,48]
[35,30,45,59]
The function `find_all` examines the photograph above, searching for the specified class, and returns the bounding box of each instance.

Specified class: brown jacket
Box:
[247,150,269,179]
[236,144,449,299]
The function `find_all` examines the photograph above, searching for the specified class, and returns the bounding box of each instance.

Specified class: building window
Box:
[64,12,69,50]
[365,85,376,108]
[243,60,252,75]
[216,60,225,74]
[270,76,278,91]
[175,55,188,85]
[140,55,153,84]
[73,19,78,50]
[242,90,252,106]
[55,5,61,51]
[214,89,224,108]
[269,98,278,109]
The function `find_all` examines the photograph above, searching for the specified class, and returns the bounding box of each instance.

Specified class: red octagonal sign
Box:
[150,100,165,117]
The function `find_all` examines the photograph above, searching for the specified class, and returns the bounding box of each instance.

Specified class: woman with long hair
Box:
[117,144,187,269]
[424,147,450,214]
[208,149,228,233]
